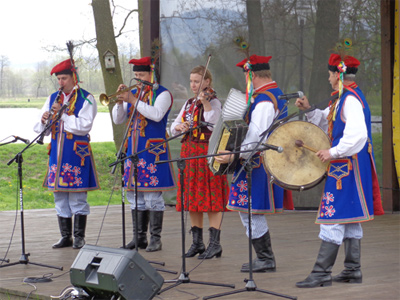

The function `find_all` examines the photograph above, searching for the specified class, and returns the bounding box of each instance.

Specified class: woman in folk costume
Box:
[112,56,176,252]
[34,58,99,249]
[171,66,229,259]
[216,53,294,272]
[295,53,384,288]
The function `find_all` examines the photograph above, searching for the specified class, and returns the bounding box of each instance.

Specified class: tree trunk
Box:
[309,0,340,103]
[92,0,125,150]
[246,0,265,56]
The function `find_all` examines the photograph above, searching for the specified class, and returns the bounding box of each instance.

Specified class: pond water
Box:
[0,108,114,144]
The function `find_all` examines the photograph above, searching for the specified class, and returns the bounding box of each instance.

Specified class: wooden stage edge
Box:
[0,205,399,300]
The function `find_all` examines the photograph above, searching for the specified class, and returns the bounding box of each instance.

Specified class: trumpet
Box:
[99,84,137,106]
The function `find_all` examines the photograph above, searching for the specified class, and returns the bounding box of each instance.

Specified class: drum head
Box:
[263,121,331,190]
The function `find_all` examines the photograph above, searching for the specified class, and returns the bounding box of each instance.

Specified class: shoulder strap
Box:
[253,91,278,112]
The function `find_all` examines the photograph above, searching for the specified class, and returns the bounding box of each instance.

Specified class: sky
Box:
[0,0,138,69]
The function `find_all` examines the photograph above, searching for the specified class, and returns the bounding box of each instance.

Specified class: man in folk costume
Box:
[34,59,99,249]
[112,57,176,252]
[295,54,384,288]
[216,54,294,272]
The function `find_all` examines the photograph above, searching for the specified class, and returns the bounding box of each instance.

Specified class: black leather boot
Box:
[126,210,149,250]
[241,231,276,272]
[333,238,362,283]
[198,227,222,259]
[73,214,87,249]
[296,241,340,288]
[185,226,205,257]
[52,216,73,248]
[146,211,163,252]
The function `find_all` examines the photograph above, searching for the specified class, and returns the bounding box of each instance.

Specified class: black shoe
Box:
[73,215,87,249]
[146,211,163,252]
[333,238,362,283]
[185,226,205,257]
[52,216,73,249]
[126,210,149,250]
[198,227,222,259]
[296,241,340,288]
[240,231,276,272]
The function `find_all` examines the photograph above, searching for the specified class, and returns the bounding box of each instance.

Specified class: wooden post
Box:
[381,0,399,212]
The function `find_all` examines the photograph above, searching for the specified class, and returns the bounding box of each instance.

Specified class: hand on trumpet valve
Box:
[116,84,137,105]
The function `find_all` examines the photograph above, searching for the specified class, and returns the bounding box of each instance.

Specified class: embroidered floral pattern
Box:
[47,163,83,188]
[320,192,336,218]
[124,157,160,188]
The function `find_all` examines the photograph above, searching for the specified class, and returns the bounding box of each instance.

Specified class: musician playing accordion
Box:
[215,54,293,273]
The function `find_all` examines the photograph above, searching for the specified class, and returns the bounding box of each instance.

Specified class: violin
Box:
[196,87,216,106]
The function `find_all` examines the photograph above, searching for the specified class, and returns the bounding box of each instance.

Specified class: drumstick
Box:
[295,139,318,153]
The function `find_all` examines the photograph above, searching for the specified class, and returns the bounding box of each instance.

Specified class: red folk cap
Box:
[236,54,272,71]
[129,56,152,72]
[50,59,73,76]
[328,54,360,74]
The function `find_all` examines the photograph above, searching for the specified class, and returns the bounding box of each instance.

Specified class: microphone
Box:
[278,91,304,100]
[262,143,283,153]
[13,136,30,144]
[200,121,215,127]
[134,78,159,90]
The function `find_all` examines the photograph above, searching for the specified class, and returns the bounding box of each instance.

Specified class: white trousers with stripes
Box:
[54,191,89,218]
[127,191,165,211]
[319,223,363,245]
[239,212,269,239]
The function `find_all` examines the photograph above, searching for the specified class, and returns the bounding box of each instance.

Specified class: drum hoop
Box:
[263,120,331,191]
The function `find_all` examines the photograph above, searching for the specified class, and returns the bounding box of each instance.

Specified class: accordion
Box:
[208,88,249,175]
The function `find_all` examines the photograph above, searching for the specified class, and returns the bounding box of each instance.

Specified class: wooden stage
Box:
[0,205,399,300]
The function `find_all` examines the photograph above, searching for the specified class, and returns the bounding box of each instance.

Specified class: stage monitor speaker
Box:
[70,244,164,300]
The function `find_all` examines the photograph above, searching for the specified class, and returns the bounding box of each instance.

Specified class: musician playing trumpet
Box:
[171,66,229,259]
[33,59,99,250]
[112,56,176,252]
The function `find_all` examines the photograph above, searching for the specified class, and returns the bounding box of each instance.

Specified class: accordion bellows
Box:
[208,88,249,175]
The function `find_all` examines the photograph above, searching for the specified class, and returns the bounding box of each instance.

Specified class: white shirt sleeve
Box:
[33,96,51,134]
[112,102,128,125]
[241,101,276,159]
[170,103,187,137]
[136,91,172,122]
[329,95,367,158]
[61,94,97,136]
[203,98,222,131]
[305,107,330,132]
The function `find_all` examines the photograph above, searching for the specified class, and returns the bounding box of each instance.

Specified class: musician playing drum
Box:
[215,55,293,273]
[295,54,384,288]
[171,66,229,259]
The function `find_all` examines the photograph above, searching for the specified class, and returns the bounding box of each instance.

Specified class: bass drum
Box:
[263,120,331,191]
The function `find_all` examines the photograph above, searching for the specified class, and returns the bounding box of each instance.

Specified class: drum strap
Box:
[253,91,278,112]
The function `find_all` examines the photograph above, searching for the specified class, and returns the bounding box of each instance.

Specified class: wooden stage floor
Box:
[0,205,399,300]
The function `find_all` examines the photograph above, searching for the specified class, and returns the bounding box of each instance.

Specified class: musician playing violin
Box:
[171,66,229,259]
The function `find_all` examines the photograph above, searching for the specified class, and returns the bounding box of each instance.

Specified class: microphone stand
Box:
[108,86,175,274]
[162,147,295,300]
[0,122,64,270]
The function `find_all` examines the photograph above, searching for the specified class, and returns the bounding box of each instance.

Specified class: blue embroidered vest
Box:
[43,89,100,192]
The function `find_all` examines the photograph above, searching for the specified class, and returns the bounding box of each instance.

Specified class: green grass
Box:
[0,141,181,211]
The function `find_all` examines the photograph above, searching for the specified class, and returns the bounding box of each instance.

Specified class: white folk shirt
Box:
[33,88,97,136]
[305,94,368,158]
[170,98,222,136]
[112,90,172,124]
[240,83,279,159]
